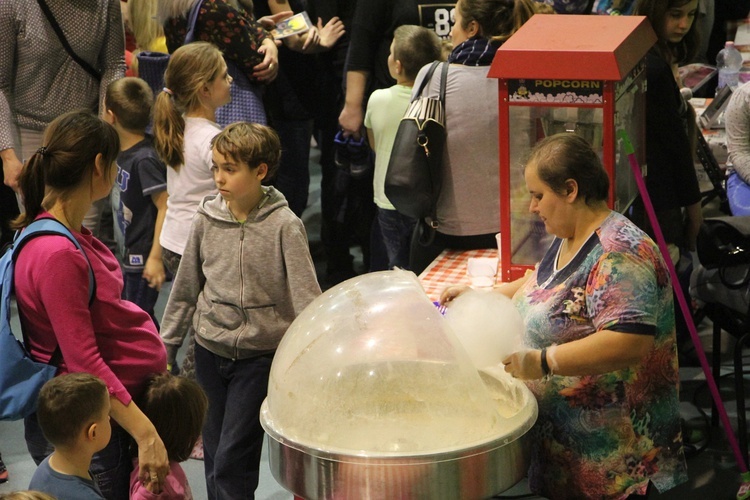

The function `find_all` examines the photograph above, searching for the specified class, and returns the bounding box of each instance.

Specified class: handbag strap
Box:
[414,61,441,100]
[413,62,450,105]
[438,61,449,103]
[35,0,102,82]
[184,0,206,45]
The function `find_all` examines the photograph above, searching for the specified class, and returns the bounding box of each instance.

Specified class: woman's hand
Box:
[109,398,169,492]
[439,285,471,306]
[136,429,169,493]
[1,149,23,192]
[503,349,543,380]
[253,38,280,82]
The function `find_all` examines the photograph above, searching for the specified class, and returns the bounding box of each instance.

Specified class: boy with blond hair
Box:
[104,77,168,328]
[365,25,442,270]
[28,374,111,500]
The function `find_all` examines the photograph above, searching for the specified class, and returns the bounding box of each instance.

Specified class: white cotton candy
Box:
[444,290,525,370]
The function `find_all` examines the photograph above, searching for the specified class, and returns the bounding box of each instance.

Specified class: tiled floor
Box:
[2,149,750,499]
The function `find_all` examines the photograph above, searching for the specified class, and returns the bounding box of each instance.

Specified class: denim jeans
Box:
[25,412,132,500]
[375,207,416,270]
[195,343,272,500]
[123,271,160,330]
[728,171,750,216]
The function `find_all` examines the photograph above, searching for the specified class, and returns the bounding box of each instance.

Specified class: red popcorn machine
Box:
[487,14,657,281]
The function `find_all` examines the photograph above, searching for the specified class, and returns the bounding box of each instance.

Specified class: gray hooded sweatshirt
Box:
[160,187,321,361]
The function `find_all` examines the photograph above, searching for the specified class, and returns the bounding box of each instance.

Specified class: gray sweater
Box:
[417,63,500,236]
[0,0,125,150]
[160,188,321,361]
[726,80,750,184]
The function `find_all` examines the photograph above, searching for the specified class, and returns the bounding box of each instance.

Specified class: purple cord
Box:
[619,130,747,472]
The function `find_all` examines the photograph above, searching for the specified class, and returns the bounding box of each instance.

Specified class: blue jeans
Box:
[375,207,416,270]
[25,412,132,500]
[195,343,272,500]
[123,271,160,330]
[728,171,750,216]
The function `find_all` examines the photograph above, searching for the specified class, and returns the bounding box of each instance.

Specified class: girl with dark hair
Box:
[442,133,688,500]
[130,374,208,499]
[12,111,169,500]
[633,0,703,263]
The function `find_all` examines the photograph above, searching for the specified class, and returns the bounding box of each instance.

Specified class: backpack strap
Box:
[11,219,97,368]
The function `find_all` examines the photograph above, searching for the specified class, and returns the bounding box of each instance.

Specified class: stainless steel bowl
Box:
[261,395,537,500]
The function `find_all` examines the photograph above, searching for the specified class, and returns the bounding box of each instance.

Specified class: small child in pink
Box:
[129,373,207,500]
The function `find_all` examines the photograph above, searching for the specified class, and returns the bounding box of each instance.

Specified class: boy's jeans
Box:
[123,271,160,330]
[195,343,272,500]
[377,207,416,270]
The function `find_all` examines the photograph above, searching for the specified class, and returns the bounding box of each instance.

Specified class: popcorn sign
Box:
[508,79,603,104]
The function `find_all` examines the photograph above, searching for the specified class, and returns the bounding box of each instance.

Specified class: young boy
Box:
[364,25,442,270]
[28,373,111,500]
[159,122,321,499]
[104,77,168,328]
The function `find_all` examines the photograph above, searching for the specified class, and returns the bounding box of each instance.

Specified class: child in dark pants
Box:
[160,122,321,499]
[104,77,168,329]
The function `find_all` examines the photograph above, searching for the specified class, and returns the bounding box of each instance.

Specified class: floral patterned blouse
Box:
[164,0,267,81]
[513,211,688,499]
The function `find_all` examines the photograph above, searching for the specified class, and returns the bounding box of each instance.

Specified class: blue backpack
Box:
[0,218,95,420]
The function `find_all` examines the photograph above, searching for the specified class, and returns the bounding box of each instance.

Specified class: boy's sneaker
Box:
[0,453,8,483]
[334,131,372,179]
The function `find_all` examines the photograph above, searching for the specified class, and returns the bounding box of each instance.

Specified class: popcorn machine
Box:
[487,15,657,281]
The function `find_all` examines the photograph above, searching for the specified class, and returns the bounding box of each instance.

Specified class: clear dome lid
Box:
[264,271,534,456]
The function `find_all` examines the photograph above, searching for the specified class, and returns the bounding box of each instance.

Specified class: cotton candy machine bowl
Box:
[260,271,537,499]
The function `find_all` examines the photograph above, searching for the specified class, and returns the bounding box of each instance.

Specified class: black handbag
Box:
[697,216,750,289]
[385,61,449,228]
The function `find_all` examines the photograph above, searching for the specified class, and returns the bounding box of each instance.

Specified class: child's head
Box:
[36,373,111,453]
[138,373,207,462]
[211,122,282,182]
[636,0,699,64]
[105,77,154,133]
[389,26,442,82]
[452,0,537,45]
[153,42,230,168]
[13,111,119,229]
[128,0,164,51]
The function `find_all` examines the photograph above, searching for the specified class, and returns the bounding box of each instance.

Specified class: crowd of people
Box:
[0,0,749,499]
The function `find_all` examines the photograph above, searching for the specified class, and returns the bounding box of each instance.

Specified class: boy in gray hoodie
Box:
[160,122,321,499]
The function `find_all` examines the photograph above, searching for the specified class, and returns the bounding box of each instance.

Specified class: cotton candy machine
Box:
[261,271,537,499]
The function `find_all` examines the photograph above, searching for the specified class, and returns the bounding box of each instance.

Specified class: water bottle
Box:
[716,41,743,91]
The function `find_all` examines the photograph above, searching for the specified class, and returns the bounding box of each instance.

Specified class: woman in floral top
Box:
[441,133,687,500]
[158,0,279,124]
